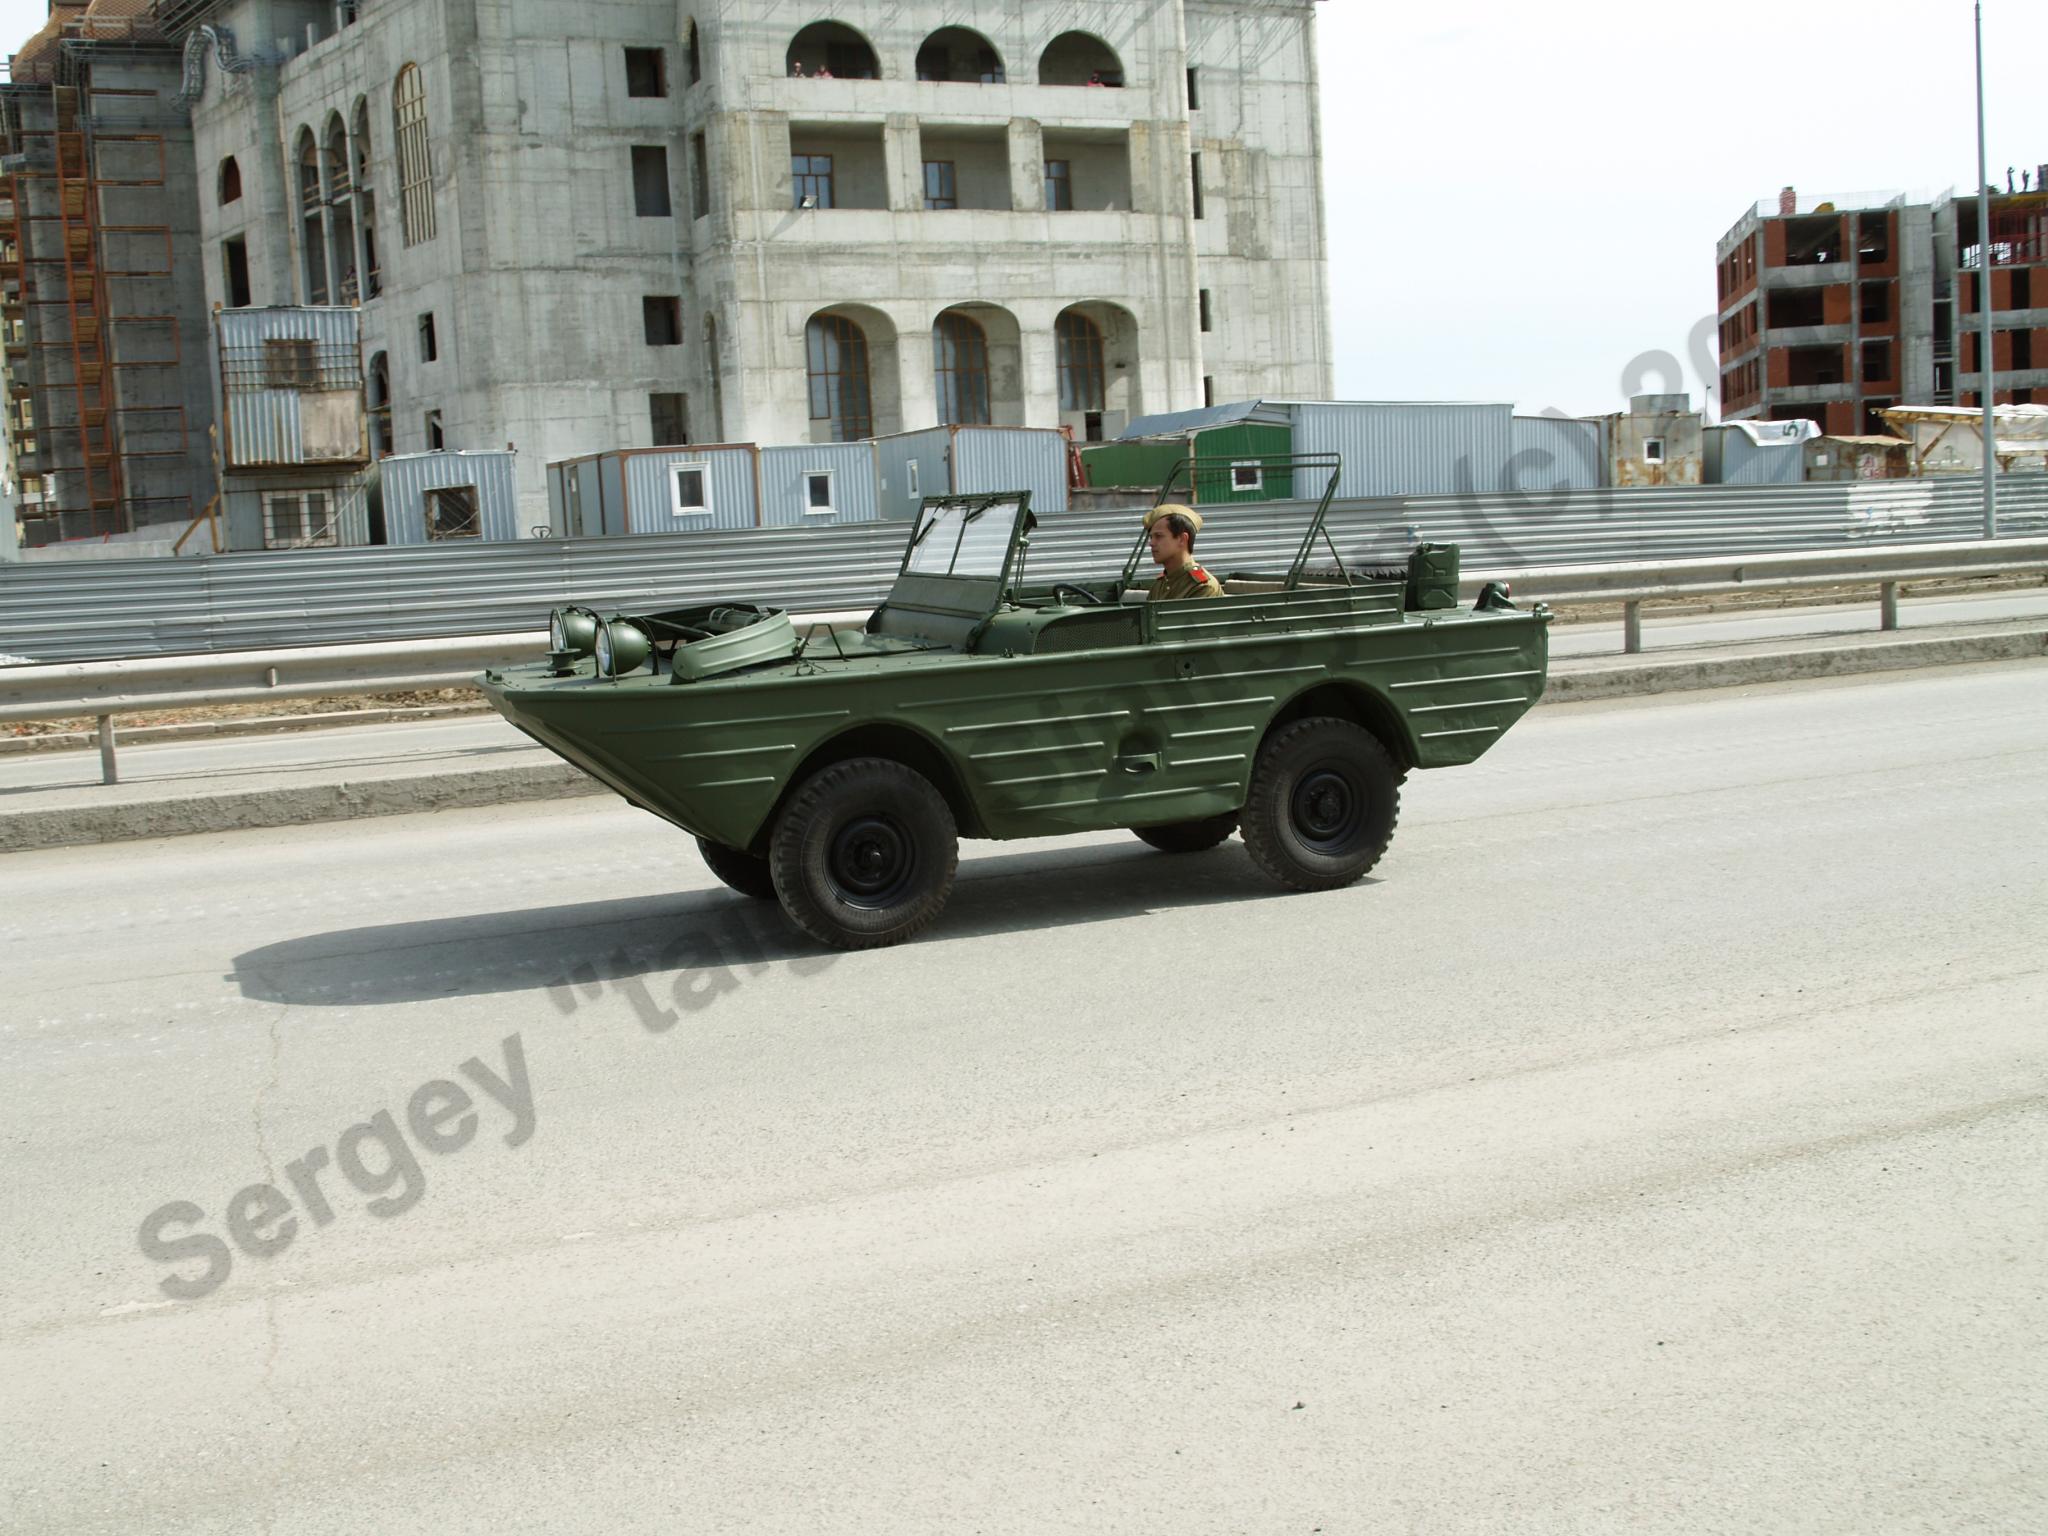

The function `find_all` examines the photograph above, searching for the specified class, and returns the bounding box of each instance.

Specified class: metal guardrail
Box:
[6,542,2044,786]
[4,477,2046,665]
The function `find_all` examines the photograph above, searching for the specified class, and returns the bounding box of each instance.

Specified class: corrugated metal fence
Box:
[4,478,2044,663]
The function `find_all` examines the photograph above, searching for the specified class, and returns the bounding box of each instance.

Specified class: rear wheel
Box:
[769,758,959,949]
[1133,813,1239,854]
[696,837,776,900]
[1240,718,1401,892]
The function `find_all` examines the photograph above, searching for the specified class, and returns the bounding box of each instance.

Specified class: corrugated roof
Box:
[1119,400,1290,439]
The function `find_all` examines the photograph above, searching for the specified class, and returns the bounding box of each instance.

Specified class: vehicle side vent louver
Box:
[1033,609,1144,654]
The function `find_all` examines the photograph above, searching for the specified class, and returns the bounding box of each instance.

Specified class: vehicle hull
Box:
[479,592,1548,852]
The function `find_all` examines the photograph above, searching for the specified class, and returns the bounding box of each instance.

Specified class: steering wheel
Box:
[1049,582,1105,607]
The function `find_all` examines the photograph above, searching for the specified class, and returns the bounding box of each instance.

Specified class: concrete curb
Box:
[1548,625,2048,700]
[3,628,2042,853]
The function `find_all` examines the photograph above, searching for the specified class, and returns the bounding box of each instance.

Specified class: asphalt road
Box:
[2,662,2044,1534]
[3,585,2046,798]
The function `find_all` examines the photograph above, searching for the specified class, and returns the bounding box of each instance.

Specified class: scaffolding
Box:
[2,4,192,546]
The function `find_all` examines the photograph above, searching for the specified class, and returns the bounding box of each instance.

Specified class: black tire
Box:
[1133,813,1239,854]
[696,837,777,900]
[769,758,959,949]
[1240,718,1401,892]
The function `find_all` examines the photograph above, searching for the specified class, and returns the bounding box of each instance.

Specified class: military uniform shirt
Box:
[1148,563,1222,601]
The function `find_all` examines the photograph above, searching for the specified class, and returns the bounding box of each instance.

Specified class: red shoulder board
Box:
[1189,566,1209,583]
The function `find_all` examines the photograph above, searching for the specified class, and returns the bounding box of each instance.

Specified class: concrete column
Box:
[896,323,936,432]
[883,115,921,211]
[1007,119,1043,213]
[1020,324,1060,429]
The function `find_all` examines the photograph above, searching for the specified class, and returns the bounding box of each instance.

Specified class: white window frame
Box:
[1230,461,1263,493]
[424,483,481,540]
[1643,437,1666,464]
[670,462,712,518]
[803,469,836,515]
[262,489,338,549]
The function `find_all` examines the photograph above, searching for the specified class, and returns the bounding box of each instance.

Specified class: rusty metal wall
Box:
[216,307,365,468]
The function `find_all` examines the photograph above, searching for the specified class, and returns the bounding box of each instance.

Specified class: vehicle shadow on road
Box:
[228,841,1323,1008]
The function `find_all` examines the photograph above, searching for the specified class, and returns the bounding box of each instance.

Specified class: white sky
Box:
[3,0,2042,420]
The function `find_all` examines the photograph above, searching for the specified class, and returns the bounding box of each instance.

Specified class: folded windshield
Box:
[905,497,1023,578]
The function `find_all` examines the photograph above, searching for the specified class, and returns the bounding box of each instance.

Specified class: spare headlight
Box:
[595,618,651,678]
[549,607,599,657]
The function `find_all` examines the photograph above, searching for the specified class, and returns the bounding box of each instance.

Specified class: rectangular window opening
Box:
[223,237,251,308]
[1860,282,1890,325]
[1198,288,1212,332]
[650,391,688,446]
[625,47,666,98]
[906,459,921,498]
[671,464,710,517]
[1186,66,1199,111]
[2013,268,2033,309]
[2013,330,2035,371]
[1202,377,1215,408]
[631,145,672,217]
[793,152,835,209]
[417,312,438,362]
[1230,461,1261,492]
[264,338,316,388]
[425,485,480,540]
[804,471,836,514]
[1643,437,1666,464]
[922,160,957,211]
[424,409,445,450]
[1043,158,1072,212]
[1766,288,1825,329]
[1856,211,1891,264]
[263,491,337,549]
[1786,344,1845,387]
[1862,339,1893,384]
[643,295,682,346]
[1190,152,1204,220]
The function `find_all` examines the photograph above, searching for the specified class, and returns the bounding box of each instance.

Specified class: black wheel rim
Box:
[1290,764,1364,854]
[827,814,917,908]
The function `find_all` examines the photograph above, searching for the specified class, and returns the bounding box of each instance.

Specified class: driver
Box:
[1144,505,1222,600]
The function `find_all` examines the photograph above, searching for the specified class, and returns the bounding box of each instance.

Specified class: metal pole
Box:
[1975,1,1997,539]
[96,714,118,785]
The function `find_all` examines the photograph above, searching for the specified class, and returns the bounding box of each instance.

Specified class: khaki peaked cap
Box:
[1143,504,1203,534]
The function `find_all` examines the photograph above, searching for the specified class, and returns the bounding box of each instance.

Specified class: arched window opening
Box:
[786,22,879,80]
[806,312,872,441]
[917,28,1003,83]
[350,96,372,186]
[295,128,320,213]
[1056,310,1106,412]
[295,128,329,304]
[1039,32,1124,87]
[368,351,393,457]
[393,63,436,246]
[684,18,702,85]
[322,114,350,200]
[218,155,241,205]
[933,311,991,425]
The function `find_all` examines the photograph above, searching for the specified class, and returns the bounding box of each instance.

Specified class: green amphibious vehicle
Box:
[479,457,1550,948]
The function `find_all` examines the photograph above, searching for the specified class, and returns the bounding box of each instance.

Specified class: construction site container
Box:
[1085,401,1297,502]
[1804,435,1912,482]
[1703,420,1812,485]
[547,446,760,536]
[1598,394,1705,488]
[758,442,879,526]
[874,426,1068,520]
[1508,416,1604,494]
[376,451,523,544]
[1291,401,1518,500]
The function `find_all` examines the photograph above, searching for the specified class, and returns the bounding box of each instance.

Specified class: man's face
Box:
[1148,521,1188,568]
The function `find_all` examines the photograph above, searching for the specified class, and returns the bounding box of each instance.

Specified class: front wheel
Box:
[769,758,959,949]
[1240,718,1401,892]
[1133,813,1238,854]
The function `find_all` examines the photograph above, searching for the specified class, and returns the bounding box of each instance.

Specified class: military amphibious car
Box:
[479,458,1550,948]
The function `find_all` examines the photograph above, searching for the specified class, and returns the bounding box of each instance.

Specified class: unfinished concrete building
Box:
[1941,176,2048,408]
[8,0,1331,539]
[2,1,219,546]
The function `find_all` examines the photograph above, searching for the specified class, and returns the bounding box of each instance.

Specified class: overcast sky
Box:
[3,0,2042,421]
